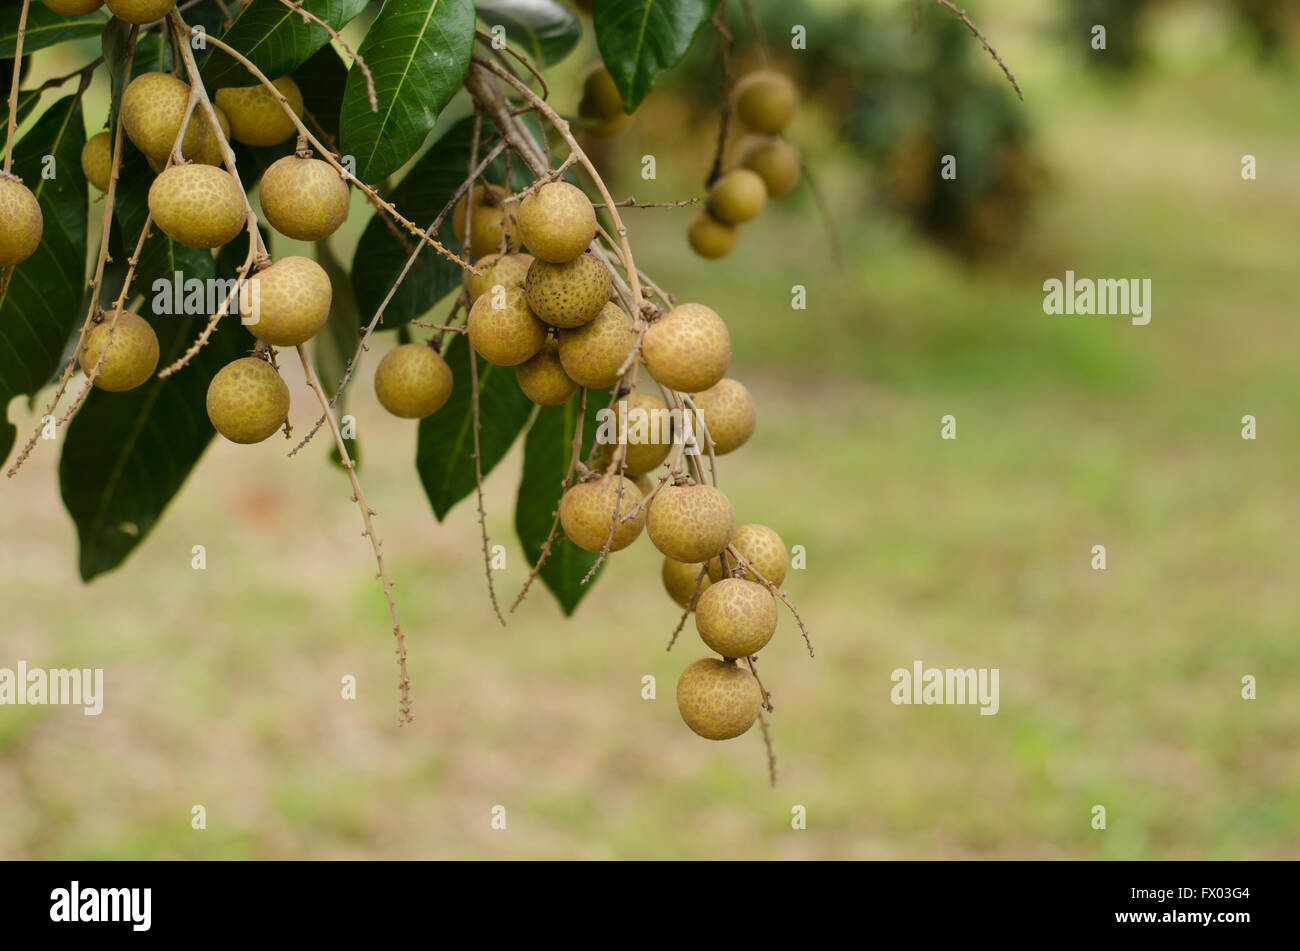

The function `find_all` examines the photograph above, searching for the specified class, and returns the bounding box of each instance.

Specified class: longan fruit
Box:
[578,63,624,122]
[105,0,175,25]
[708,523,787,585]
[241,256,332,347]
[373,343,453,419]
[690,378,755,455]
[597,391,672,476]
[676,657,761,741]
[147,164,246,249]
[515,339,578,406]
[453,184,518,259]
[524,252,610,328]
[662,557,712,610]
[77,310,159,392]
[80,132,113,193]
[736,134,801,198]
[647,482,734,563]
[42,0,104,14]
[466,284,547,366]
[517,181,596,264]
[686,209,737,260]
[258,155,349,241]
[708,169,767,225]
[734,70,798,135]
[214,76,303,147]
[0,176,43,267]
[556,300,634,388]
[468,252,533,302]
[641,302,730,393]
[121,72,207,163]
[192,106,232,168]
[206,357,290,444]
[695,578,777,658]
[559,476,646,553]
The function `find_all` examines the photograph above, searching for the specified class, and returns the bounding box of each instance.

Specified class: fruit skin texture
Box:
[708,523,788,585]
[42,0,105,14]
[642,302,730,393]
[148,164,246,249]
[80,132,112,193]
[515,340,578,406]
[193,106,232,167]
[690,378,756,455]
[120,73,203,162]
[374,343,453,419]
[258,155,348,241]
[695,578,777,658]
[468,252,533,302]
[214,76,303,147]
[77,311,159,392]
[524,252,610,328]
[598,391,672,476]
[206,357,290,444]
[734,70,799,134]
[466,285,548,367]
[708,169,768,225]
[677,657,761,741]
[453,184,518,259]
[662,558,712,609]
[559,476,646,553]
[241,256,332,347]
[0,177,43,267]
[105,0,175,26]
[556,301,634,388]
[647,483,734,563]
[518,181,596,263]
[737,134,801,198]
[686,210,736,260]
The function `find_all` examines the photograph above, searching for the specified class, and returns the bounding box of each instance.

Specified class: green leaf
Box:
[592,0,717,111]
[415,332,533,520]
[200,0,369,90]
[475,0,580,67]
[295,41,350,144]
[340,0,476,183]
[0,95,87,465]
[0,85,43,154]
[313,238,362,471]
[515,387,612,615]
[0,4,106,59]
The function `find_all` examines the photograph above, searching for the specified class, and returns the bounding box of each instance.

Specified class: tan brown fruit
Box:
[556,300,634,388]
[578,63,624,121]
[241,256,332,347]
[708,523,788,585]
[466,284,547,366]
[105,0,175,25]
[708,168,767,225]
[258,155,349,241]
[676,657,761,740]
[690,378,755,455]
[647,482,733,563]
[597,391,672,476]
[686,209,737,260]
[80,132,112,192]
[662,558,712,609]
[515,339,578,406]
[120,72,207,163]
[0,176,43,267]
[206,357,290,444]
[453,184,518,258]
[214,76,303,147]
[517,181,596,263]
[559,476,645,553]
[633,473,654,495]
[468,252,533,302]
[695,578,777,658]
[41,0,104,14]
[734,69,798,134]
[193,106,232,168]
[736,134,801,198]
[147,164,245,249]
[642,302,730,393]
[373,343,453,419]
[587,113,631,138]
[524,252,610,328]
[77,311,159,392]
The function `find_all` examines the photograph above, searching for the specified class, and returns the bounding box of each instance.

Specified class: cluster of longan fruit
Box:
[689,69,803,260]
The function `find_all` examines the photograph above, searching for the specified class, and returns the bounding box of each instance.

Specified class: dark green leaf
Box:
[592,0,716,111]
[416,332,533,520]
[0,4,106,59]
[0,85,43,154]
[200,0,369,89]
[313,238,361,471]
[476,0,580,67]
[295,41,350,144]
[0,95,87,465]
[340,0,476,183]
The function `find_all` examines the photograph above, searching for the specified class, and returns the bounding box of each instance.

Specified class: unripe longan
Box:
[598,391,672,476]
[206,357,290,444]
[556,300,634,388]
[468,252,533,302]
[690,378,755,455]
[0,176,43,267]
[467,284,547,366]
[734,70,798,134]
[258,155,349,241]
[676,657,761,741]
[81,131,112,192]
[695,578,777,658]
[42,0,104,14]
[524,252,610,328]
[708,523,787,585]
[121,72,206,163]
[736,134,801,198]
[642,302,730,393]
[105,0,175,25]
[241,256,332,347]
[193,106,232,168]
[453,184,518,258]
[686,210,737,259]
[515,339,578,406]
[559,476,646,553]
[708,168,767,225]
[662,557,711,609]
[518,181,596,263]
[77,310,159,391]
[578,63,624,122]
[214,76,303,147]
[147,164,245,249]
[374,343,453,419]
[647,483,734,563]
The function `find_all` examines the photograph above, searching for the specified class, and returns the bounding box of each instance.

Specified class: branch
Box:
[279,0,376,112]
[933,0,1023,101]
[706,8,733,189]
[2,0,29,174]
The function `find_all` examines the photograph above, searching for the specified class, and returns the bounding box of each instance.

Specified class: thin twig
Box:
[727,544,814,657]
[3,0,30,174]
[741,0,769,67]
[279,0,377,111]
[932,0,1023,100]
[706,8,733,189]
[758,710,777,787]
[592,195,700,210]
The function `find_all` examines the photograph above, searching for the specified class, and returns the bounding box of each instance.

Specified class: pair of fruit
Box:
[560,477,734,565]
[40,0,173,23]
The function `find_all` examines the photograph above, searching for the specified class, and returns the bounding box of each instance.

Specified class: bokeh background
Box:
[3,0,1300,858]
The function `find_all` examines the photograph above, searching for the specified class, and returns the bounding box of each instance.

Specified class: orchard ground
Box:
[2,3,1299,858]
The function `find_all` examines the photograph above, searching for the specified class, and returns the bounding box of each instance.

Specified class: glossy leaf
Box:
[200,0,369,90]
[475,0,580,67]
[295,41,350,144]
[0,4,105,59]
[592,0,717,111]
